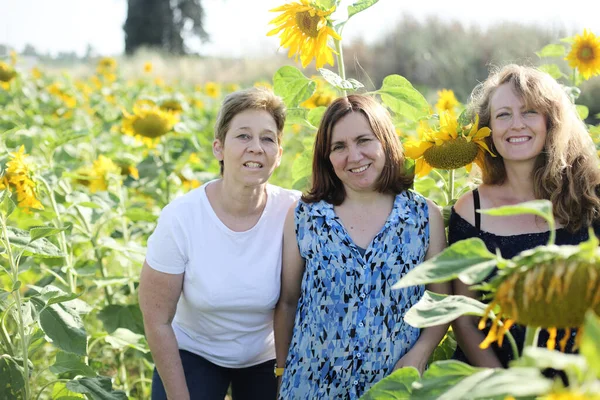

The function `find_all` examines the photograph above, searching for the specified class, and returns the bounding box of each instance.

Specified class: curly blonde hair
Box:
[469,64,600,232]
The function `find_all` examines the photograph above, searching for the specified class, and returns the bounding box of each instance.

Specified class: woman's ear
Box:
[213,139,224,161]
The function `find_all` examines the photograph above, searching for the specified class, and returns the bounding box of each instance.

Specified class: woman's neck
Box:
[212,178,268,218]
[501,161,536,201]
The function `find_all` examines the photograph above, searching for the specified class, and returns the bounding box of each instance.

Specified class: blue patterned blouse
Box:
[279,190,430,400]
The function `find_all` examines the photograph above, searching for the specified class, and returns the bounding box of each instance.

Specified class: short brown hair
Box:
[214,87,286,174]
[303,94,413,205]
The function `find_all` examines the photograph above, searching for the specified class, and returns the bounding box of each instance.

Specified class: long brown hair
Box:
[469,64,600,231]
[302,94,413,205]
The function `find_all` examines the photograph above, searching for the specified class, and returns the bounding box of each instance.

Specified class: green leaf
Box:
[52,381,85,399]
[347,0,379,20]
[307,106,327,129]
[29,224,70,242]
[273,66,316,108]
[442,367,552,399]
[66,376,127,400]
[28,285,80,306]
[411,360,481,400]
[537,64,564,79]
[347,78,365,90]
[377,75,430,122]
[286,107,315,128]
[512,347,587,382]
[3,226,65,258]
[404,292,488,328]
[0,354,25,400]
[124,208,157,222]
[392,238,497,288]
[318,68,355,90]
[97,304,145,335]
[429,331,457,363]
[104,328,148,353]
[479,200,554,227]
[535,43,566,58]
[581,311,600,378]
[292,137,315,186]
[0,190,16,218]
[360,366,419,399]
[50,352,96,377]
[39,303,87,356]
[576,104,589,121]
[315,0,336,8]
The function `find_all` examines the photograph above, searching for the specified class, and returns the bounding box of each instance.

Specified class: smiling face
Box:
[213,109,282,186]
[490,82,548,164]
[328,111,386,194]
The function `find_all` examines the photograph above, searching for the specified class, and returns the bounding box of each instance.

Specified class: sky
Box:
[1,0,600,58]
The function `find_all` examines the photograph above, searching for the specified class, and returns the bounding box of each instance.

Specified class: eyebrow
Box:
[330,133,373,147]
[234,126,277,134]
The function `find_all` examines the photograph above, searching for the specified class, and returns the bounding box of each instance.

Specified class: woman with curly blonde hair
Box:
[449,64,600,369]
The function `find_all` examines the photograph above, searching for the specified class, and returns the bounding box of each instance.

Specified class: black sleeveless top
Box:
[448,188,600,368]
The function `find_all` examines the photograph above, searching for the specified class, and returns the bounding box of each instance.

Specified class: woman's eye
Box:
[238,134,250,139]
[496,112,509,118]
[524,110,538,116]
[262,136,276,143]
[332,145,343,151]
[358,138,371,144]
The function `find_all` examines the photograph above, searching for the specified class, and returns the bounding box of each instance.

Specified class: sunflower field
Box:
[1,0,600,399]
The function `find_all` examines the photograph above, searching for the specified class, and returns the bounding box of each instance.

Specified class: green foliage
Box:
[360,367,420,400]
[377,75,430,122]
[403,291,488,328]
[273,66,316,108]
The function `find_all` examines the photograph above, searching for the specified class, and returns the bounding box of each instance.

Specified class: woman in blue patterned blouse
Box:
[274,94,450,399]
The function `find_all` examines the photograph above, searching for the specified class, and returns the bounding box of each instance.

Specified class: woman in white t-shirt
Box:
[139,87,300,400]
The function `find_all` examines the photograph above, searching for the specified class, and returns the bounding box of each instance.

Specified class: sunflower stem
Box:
[0,212,31,400]
[334,39,347,96]
[524,326,540,349]
[448,169,455,202]
[505,329,520,361]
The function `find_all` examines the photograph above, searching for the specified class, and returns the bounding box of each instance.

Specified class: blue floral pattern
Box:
[279,190,430,399]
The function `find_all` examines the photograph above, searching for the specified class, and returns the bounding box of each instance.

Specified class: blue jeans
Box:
[151,350,277,400]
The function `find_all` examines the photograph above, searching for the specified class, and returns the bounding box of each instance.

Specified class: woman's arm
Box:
[274,204,305,377]
[451,280,503,368]
[394,199,450,374]
[450,192,503,368]
[139,261,190,400]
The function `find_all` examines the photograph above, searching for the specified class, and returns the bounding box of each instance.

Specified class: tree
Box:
[124,0,208,55]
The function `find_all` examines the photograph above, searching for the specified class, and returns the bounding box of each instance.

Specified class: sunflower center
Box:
[132,114,173,138]
[0,65,16,82]
[579,46,594,61]
[295,11,320,38]
[422,137,479,169]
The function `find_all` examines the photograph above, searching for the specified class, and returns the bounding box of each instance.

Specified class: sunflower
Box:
[0,146,43,212]
[565,29,600,80]
[267,0,342,68]
[478,234,600,351]
[122,100,178,139]
[404,111,494,177]
[0,61,17,83]
[144,62,153,73]
[97,57,117,75]
[204,82,221,99]
[74,155,121,193]
[435,89,460,116]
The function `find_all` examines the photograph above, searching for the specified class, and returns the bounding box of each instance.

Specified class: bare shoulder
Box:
[453,189,476,225]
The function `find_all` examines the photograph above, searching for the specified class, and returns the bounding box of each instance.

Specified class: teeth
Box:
[508,137,530,143]
[350,165,369,173]
[244,162,262,168]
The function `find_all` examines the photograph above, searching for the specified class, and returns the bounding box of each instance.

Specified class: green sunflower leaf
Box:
[377,75,430,122]
[538,63,565,79]
[411,360,481,400]
[273,66,316,108]
[347,0,379,20]
[403,291,488,328]
[392,238,497,288]
[576,104,589,121]
[478,200,554,228]
[581,311,600,378]
[535,43,566,58]
[360,366,419,399]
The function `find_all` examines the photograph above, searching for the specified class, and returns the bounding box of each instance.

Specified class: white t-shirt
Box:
[145,181,300,368]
